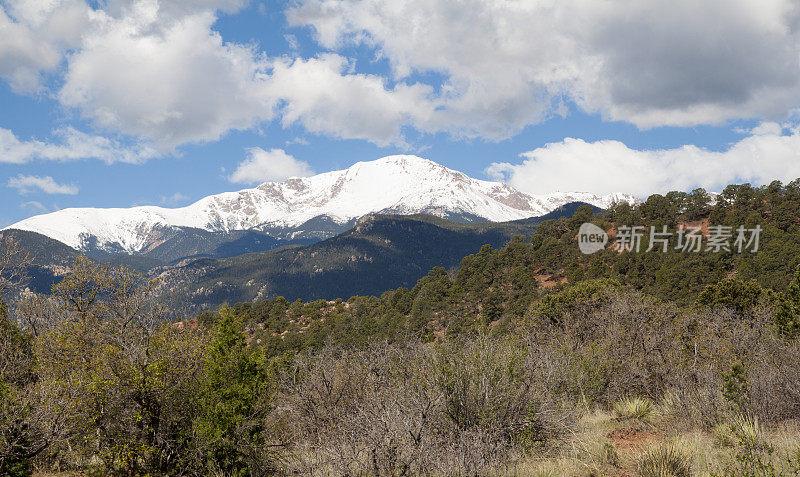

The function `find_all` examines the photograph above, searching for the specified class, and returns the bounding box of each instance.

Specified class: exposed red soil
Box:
[675,217,711,237]
[607,427,662,449]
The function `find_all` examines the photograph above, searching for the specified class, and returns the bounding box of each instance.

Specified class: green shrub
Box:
[722,362,748,411]
[697,279,766,313]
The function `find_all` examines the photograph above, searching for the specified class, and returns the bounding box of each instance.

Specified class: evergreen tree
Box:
[196,307,274,475]
[774,266,800,339]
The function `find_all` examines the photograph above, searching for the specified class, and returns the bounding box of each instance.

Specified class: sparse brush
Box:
[531,470,558,477]
[657,391,680,421]
[614,396,655,422]
[713,415,787,476]
[636,442,692,477]
[712,422,736,448]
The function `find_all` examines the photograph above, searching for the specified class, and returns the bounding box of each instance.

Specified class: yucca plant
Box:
[636,442,692,477]
[728,413,762,450]
[614,396,655,422]
[715,414,781,476]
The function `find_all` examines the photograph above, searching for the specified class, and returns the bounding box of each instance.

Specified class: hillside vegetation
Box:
[224,181,800,356]
[3,180,800,476]
[155,211,546,307]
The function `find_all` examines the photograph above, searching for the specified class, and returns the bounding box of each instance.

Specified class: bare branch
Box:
[0,234,33,297]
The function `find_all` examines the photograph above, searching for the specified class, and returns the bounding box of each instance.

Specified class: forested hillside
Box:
[155,212,544,307]
[227,181,800,357]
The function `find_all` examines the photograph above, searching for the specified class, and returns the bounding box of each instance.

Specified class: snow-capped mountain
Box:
[5,155,637,255]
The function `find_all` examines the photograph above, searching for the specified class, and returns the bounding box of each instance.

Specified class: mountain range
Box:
[1,202,602,309]
[5,155,636,261]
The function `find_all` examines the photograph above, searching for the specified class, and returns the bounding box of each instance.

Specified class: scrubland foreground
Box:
[3,181,800,476]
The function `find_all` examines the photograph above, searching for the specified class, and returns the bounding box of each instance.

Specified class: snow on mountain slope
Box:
[5,155,637,253]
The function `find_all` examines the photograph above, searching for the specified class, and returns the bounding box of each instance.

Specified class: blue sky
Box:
[2,0,800,227]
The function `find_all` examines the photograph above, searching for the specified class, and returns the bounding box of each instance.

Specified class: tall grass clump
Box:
[636,442,692,477]
[729,414,763,450]
[615,396,655,423]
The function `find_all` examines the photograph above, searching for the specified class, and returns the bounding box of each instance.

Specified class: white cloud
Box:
[110,0,250,18]
[486,122,800,197]
[0,127,158,164]
[58,2,278,150]
[267,54,435,145]
[0,0,251,94]
[0,0,91,92]
[229,147,313,184]
[19,200,48,213]
[289,0,800,134]
[6,0,800,151]
[285,137,310,146]
[54,0,432,149]
[8,175,79,195]
[749,122,784,136]
[0,0,512,147]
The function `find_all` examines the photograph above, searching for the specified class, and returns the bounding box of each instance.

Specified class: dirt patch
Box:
[534,273,567,288]
[172,318,198,330]
[607,427,661,449]
[676,217,711,237]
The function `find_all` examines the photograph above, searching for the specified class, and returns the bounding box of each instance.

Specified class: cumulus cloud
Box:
[267,54,434,145]
[52,1,432,148]
[0,127,158,164]
[107,0,249,18]
[229,147,314,184]
[0,0,91,92]
[289,0,800,134]
[8,175,79,195]
[486,122,800,197]
[58,2,278,149]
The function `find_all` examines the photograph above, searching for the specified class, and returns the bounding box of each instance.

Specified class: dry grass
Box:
[635,441,692,477]
[510,410,617,476]
[511,409,800,477]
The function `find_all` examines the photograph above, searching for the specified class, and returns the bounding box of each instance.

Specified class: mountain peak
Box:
[5,156,637,254]
[343,155,453,177]
[372,154,435,166]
